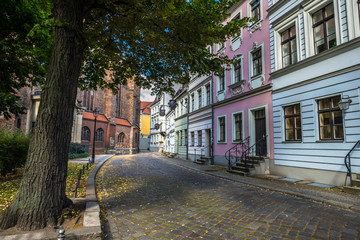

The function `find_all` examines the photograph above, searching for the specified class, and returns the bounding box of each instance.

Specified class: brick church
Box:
[1,77,141,155]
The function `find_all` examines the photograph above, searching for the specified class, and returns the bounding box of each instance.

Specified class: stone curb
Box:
[1,155,114,240]
[155,153,360,213]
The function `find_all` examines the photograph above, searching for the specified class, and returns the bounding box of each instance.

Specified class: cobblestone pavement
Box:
[96,153,360,240]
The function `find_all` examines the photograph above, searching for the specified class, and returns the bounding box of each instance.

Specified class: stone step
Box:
[352,179,360,187]
[343,185,360,195]
[231,165,250,172]
[236,161,259,166]
[200,156,211,160]
[227,169,249,176]
[245,156,265,161]
[193,160,206,165]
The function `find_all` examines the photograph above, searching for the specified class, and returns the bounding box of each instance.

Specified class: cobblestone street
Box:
[96,153,360,239]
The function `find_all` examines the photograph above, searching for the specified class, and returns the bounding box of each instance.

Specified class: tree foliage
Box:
[0,0,54,119]
[0,0,249,230]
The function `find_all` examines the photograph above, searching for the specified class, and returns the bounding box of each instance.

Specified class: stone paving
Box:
[96,153,360,239]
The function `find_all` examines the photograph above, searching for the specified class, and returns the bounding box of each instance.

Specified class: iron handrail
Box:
[345,140,360,186]
[225,136,250,170]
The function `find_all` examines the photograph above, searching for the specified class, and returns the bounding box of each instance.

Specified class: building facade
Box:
[188,74,213,162]
[174,88,188,159]
[269,0,360,186]
[1,76,141,155]
[212,0,274,168]
[139,101,153,151]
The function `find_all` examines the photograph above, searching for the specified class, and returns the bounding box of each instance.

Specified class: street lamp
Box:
[92,108,99,164]
[338,96,352,111]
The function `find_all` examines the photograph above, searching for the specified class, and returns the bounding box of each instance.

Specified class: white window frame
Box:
[232,110,244,143]
[231,55,243,84]
[191,93,195,112]
[248,43,265,79]
[217,114,227,143]
[273,16,301,70]
[197,130,202,147]
[217,70,226,93]
[205,83,211,106]
[230,9,243,51]
[198,88,202,109]
[346,0,360,39]
[248,0,263,24]
[216,41,226,54]
[303,0,341,57]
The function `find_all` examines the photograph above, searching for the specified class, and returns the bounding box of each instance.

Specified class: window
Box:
[95,128,104,142]
[218,116,226,142]
[252,48,262,77]
[231,11,242,49]
[198,131,202,146]
[198,89,202,108]
[281,26,297,67]
[191,132,195,146]
[191,93,195,111]
[232,113,243,142]
[206,84,211,105]
[318,96,343,140]
[284,104,302,141]
[118,132,125,143]
[233,59,242,83]
[81,127,90,141]
[217,42,225,53]
[251,0,261,21]
[185,129,188,145]
[83,90,94,111]
[313,3,336,54]
[218,72,225,92]
[180,131,183,146]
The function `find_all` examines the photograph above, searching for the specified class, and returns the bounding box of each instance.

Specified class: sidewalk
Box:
[1,154,114,240]
[155,153,360,213]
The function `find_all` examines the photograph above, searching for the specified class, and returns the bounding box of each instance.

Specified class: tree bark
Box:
[0,0,86,230]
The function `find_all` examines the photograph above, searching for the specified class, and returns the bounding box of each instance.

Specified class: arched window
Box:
[118,132,125,143]
[81,127,90,141]
[95,128,104,142]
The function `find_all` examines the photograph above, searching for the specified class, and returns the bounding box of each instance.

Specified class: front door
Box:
[254,109,267,156]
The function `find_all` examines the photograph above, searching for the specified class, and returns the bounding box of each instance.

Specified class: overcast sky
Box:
[140,88,156,102]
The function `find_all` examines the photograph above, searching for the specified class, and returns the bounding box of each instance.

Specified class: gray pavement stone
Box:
[96,152,360,239]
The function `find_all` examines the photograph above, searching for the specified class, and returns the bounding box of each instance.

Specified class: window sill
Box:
[315,140,344,143]
[217,141,227,144]
[281,140,302,143]
[229,80,245,89]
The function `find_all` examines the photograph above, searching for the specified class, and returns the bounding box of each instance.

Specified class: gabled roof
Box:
[140,101,153,109]
[83,112,109,123]
[142,108,151,115]
[115,118,132,127]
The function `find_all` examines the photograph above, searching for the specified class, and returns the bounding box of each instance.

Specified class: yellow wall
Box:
[140,115,151,136]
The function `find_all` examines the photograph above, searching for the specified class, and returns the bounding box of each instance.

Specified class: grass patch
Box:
[0,162,96,213]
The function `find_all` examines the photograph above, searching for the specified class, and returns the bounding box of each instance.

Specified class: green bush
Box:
[69,142,85,154]
[68,153,90,159]
[0,129,30,176]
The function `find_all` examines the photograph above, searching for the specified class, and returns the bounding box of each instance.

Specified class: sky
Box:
[140,87,156,102]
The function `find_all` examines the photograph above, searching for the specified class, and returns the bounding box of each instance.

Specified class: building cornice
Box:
[271,37,360,79]
[213,84,272,108]
[188,105,212,117]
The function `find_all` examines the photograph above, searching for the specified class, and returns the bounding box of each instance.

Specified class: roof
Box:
[142,108,151,115]
[115,118,132,127]
[140,101,153,109]
[83,112,109,123]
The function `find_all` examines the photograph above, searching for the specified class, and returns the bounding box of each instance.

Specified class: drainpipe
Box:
[211,77,214,165]
[186,89,189,160]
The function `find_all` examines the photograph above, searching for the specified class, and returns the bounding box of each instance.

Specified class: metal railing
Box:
[225,137,250,170]
[70,158,94,198]
[345,140,360,186]
[226,135,267,171]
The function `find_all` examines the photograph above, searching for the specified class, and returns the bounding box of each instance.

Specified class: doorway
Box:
[254,109,267,156]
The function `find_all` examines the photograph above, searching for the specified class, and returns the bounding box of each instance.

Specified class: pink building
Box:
[212,0,273,175]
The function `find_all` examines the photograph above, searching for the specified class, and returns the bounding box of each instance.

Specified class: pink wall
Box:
[212,0,273,158]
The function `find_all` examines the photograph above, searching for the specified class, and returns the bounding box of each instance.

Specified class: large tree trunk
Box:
[0,0,86,230]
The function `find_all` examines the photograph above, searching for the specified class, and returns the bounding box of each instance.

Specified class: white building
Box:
[269,0,360,186]
[164,108,176,154]
[188,74,213,163]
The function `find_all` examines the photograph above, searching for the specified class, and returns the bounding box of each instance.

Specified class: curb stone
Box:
[1,155,114,240]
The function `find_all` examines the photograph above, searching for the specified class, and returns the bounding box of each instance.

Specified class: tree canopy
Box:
[0,0,249,230]
[1,0,248,118]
